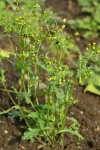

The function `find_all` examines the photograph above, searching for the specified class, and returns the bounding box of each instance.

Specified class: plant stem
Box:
[47,85,50,125]
[2,82,17,106]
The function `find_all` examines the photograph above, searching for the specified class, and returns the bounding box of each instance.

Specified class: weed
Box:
[78,43,100,95]
[0,1,97,147]
[68,0,100,39]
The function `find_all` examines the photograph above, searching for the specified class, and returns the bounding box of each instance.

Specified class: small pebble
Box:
[95,126,100,132]
[70,111,74,115]
[4,130,8,134]
[83,129,86,131]
[76,37,80,42]
[78,146,82,149]
[80,111,83,114]
[19,144,26,150]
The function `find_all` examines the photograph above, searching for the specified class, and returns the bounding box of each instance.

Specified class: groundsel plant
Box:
[0,2,97,147]
[77,43,100,95]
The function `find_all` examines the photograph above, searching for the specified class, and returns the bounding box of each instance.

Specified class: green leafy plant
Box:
[0,0,46,35]
[78,43,100,95]
[0,2,97,148]
[69,0,100,39]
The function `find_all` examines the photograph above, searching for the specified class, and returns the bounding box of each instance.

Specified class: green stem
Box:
[18,104,30,128]
[47,85,50,125]
[60,84,72,144]
[34,64,39,106]
[19,24,25,53]
[3,82,17,106]
[7,34,15,54]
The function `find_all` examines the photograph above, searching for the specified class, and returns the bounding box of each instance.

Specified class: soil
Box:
[0,0,100,150]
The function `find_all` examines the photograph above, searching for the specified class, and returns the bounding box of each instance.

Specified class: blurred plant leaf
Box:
[22,128,40,140]
[84,84,100,95]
